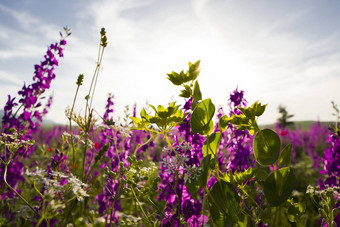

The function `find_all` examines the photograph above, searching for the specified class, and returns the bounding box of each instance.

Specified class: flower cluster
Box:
[319,132,340,188]
[157,98,206,226]
[218,88,253,173]
[2,27,70,135]
[26,167,89,202]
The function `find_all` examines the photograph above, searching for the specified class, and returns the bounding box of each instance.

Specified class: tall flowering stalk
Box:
[2,27,71,136]
[1,28,70,205]
[319,102,340,188]
[157,98,206,226]
[217,88,253,173]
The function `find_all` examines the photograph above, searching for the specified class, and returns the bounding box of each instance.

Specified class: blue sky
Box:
[1,0,340,125]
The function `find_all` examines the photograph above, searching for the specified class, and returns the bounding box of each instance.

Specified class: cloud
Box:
[1,0,340,125]
[0,70,22,86]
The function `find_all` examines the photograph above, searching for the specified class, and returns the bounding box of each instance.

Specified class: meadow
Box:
[0,27,339,227]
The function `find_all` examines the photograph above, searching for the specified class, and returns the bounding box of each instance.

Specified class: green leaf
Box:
[278,144,292,166]
[238,101,267,120]
[218,115,229,132]
[167,71,184,86]
[187,60,201,81]
[222,167,256,185]
[167,60,201,86]
[95,143,110,162]
[254,166,270,185]
[203,132,222,158]
[287,202,305,222]
[156,102,178,118]
[209,181,240,223]
[185,172,201,199]
[201,155,211,188]
[253,129,281,166]
[140,108,151,121]
[219,114,256,135]
[264,167,295,207]
[192,80,202,101]
[186,154,211,199]
[190,98,215,135]
[254,102,267,117]
[179,85,192,98]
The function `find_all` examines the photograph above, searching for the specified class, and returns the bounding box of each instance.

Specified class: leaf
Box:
[218,115,230,132]
[200,155,211,188]
[222,167,256,185]
[219,114,256,135]
[203,132,222,158]
[186,155,211,199]
[208,181,240,223]
[238,101,267,120]
[187,60,201,81]
[253,129,281,166]
[167,71,184,86]
[287,202,305,222]
[192,80,202,101]
[190,98,215,135]
[95,143,110,162]
[179,85,192,98]
[167,60,201,86]
[186,173,201,199]
[278,144,292,166]
[264,167,295,207]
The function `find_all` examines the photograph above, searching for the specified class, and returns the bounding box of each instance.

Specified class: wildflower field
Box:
[0,27,339,227]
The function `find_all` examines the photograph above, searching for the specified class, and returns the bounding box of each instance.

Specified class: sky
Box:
[0,0,340,125]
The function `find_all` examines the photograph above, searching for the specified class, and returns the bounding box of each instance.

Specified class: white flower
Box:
[68,173,89,201]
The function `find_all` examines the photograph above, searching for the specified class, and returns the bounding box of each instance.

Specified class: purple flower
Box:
[1,29,70,203]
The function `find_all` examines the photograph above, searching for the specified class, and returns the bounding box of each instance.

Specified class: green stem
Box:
[201,189,206,227]
[69,84,81,172]
[82,132,89,180]
[3,163,40,217]
[131,185,151,226]
[163,132,178,155]
[239,185,263,211]
[272,206,279,226]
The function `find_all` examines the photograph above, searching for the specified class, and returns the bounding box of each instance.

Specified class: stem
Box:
[201,189,206,227]
[89,48,105,109]
[131,185,151,226]
[272,206,279,226]
[82,132,89,180]
[3,163,40,217]
[239,185,263,211]
[69,84,81,171]
[163,132,178,156]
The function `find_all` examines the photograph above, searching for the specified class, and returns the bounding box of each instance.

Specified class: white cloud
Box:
[1,0,340,125]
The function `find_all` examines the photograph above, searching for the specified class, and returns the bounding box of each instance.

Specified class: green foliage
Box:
[202,132,221,158]
[253,129,281,166]
[219,101,267,135]
[287,200,305,222]
[278,144,292,166]
[264,167,295,207]
[130,102,187,132]
[186,155,211,199]
[190,98,215,135]
[167,60,200,86]
[222,167,256,186]
[208,181,241,225]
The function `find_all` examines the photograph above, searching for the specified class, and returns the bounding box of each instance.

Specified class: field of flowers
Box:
[0,27,339,227]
